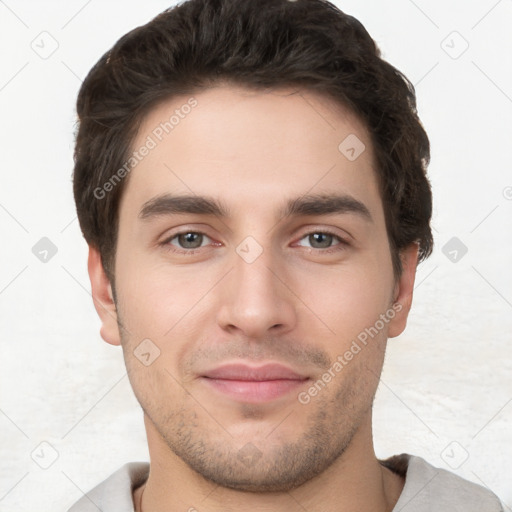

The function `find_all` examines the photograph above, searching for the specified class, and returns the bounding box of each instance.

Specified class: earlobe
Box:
[388,243,419,339]
[87,246,121,346]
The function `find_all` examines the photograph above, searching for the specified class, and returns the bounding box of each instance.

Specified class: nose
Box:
[216,244,297,339]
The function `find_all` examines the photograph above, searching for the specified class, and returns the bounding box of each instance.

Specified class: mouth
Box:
[200,363,310,403]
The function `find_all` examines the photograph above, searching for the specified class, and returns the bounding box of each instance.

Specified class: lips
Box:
[200,363,309,403]
[202,363,308,381]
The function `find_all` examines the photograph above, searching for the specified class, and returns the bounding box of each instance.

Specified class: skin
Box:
[88,84,418,512]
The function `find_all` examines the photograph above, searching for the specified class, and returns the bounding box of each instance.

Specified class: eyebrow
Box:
[138,193,372,222]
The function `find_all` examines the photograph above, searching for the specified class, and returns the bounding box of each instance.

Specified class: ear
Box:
[87,246,121,346]
[387,243,419,338]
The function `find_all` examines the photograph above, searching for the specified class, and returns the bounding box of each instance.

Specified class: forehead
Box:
[120,84,382,221]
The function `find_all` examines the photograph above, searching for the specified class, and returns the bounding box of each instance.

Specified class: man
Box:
[69,0,504,510]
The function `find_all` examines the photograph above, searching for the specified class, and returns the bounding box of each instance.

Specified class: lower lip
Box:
[201,377,308,403]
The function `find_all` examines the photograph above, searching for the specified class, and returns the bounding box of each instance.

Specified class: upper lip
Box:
[201,363,308,381]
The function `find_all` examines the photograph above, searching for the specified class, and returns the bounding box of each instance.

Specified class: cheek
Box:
[295,258,395,341]
[115,253,213,335]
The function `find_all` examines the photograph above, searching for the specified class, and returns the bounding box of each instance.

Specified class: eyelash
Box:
[160,229,349,255]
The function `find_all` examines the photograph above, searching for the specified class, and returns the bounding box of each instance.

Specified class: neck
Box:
[134,413,404,512]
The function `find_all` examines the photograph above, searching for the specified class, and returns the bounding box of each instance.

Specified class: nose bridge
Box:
[233,238,282,313]
[216,236,297,336]
[235,244,276,300]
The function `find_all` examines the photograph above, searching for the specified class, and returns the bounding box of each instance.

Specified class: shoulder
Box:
[67,462,150,512]
[383,453,504,512]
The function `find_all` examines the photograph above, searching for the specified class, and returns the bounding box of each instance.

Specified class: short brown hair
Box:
[73,0,433,284]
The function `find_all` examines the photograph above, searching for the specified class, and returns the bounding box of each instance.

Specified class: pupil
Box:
[310,233,332,248]
[180,233,202,248]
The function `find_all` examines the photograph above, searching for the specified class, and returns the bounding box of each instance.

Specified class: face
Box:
[90,84,417,492]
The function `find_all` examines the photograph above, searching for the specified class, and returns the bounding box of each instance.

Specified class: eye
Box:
[166,231,212,250]
[295,231,347,250]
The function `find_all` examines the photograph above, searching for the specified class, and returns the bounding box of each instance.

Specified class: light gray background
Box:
[1,1,511,510]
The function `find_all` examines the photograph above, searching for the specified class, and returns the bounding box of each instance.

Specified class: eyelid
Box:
[167,231,212,246]
[167,231,213,251]
[293,231,348,251]
[160,229,218,252]
[159,224,216,242]
[293,225,353,244]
